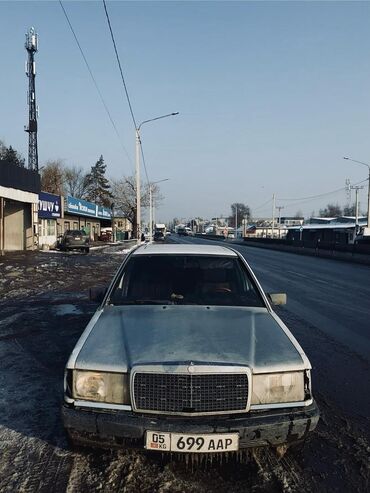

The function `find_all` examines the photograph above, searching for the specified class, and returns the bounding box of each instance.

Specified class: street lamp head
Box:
[171,112,179,116]
[343,157,349,160]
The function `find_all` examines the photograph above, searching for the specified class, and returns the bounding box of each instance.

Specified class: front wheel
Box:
[84,247,90,254]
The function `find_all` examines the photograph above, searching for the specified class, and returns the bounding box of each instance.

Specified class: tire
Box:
[85,247,90,254]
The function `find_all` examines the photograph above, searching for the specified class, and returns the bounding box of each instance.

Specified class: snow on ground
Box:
[54,305,83,316]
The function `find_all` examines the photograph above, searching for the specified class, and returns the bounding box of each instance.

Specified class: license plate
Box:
[75,237,80,240]
[145,431,239,453]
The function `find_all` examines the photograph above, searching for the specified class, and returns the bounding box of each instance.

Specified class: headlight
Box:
[251,372,304,405]
[73,370,130,404]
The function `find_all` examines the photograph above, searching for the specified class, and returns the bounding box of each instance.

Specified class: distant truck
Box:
[155,223,166,235]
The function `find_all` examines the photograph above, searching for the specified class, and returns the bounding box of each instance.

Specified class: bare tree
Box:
[319,203,342,218]
[228,203,251,228]
[41,160,65,195]
[64,165,89,198]
[343,204,356,216]
[111,175,162,238]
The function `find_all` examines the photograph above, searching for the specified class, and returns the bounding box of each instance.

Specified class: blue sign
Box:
[38,192,61,218]
[66,196,97,217]
[97,205,112,219]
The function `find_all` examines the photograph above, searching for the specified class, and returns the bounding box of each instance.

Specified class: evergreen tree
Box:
[85,155,113,206]
[0,141,25,167]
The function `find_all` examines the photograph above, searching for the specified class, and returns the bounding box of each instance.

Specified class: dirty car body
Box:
[63,244,319,454]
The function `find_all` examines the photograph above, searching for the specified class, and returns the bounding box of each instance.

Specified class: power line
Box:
[59,0,132,167]
[139,139,150,184]
[253,197,272,211]
[102,0,137,130]
[277,178,367,202]
[253,178,369,216]
[102,0,151,185]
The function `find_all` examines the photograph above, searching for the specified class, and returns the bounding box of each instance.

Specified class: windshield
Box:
[109,255,265,307]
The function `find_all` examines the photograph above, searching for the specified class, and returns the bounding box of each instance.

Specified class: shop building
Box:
[38,191,62,249]
[0,160,40,253]
[57,196,112,240]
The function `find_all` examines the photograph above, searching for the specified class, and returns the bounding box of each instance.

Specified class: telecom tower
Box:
[24,27,39,171]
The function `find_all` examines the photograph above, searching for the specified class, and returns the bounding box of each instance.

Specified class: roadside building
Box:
[38,191,62,249]
[112,215,133,240]
[287,216,367,245]
[0,159,40,253]
[58,196,112,241]
[245,217,304,239]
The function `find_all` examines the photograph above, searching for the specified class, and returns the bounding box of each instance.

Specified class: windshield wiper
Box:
[116,299,172,305]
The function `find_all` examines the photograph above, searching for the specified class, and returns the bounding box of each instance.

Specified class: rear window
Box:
[110,255,265,307]
[65,230,86,236]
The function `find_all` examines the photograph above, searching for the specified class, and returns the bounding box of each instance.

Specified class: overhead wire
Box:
[253,177,368,216]
[277,178,368,202]
[59,0,133,168]
[102,0,137,130]
[102,0,151,185]
[252,197,273,211]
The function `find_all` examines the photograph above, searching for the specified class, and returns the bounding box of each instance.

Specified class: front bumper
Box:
[62,401,319,450]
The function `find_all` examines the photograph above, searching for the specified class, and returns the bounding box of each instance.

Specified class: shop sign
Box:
[66,196,97,217]
[97,205,112,219]
[38,192,61,218]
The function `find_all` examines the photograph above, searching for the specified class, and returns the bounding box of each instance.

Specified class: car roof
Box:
[132,243,238,256]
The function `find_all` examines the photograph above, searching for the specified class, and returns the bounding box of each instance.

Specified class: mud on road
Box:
[0,248,369,492]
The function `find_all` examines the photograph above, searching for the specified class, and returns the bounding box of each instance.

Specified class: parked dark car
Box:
[63,244,319,455]
[59,230,90,253]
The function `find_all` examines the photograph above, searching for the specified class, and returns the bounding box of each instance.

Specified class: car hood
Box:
[72,305,308,373]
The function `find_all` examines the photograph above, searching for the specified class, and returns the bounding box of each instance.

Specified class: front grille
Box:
[133,372,248,414]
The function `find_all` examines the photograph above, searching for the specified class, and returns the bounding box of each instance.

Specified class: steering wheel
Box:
[214,287,232,293]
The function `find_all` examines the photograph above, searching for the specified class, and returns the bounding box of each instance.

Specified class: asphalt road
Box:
[173,236,370,488]
[0,242,369,492]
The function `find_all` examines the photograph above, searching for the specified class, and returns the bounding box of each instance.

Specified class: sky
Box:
[1,0,370,222]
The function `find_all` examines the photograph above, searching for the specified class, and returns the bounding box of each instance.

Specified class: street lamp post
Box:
[343,157,370,231]
[135,112,178,243]
[149,178,169,240]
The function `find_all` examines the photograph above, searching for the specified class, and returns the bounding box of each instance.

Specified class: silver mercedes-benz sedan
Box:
[62,243,319,455]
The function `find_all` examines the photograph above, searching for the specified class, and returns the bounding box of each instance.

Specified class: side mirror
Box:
[89,287,107,303]
[267,293,287,306]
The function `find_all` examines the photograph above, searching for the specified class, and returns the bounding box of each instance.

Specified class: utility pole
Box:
[24,27,39,171]
[135,128,141,242]
[149,185,153,240]
[235,206,238,238]
[343,157,370,233]
[276,205,284,238]
[350,185,364,237]
[135,112,178,244]
[271,194,276,238]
